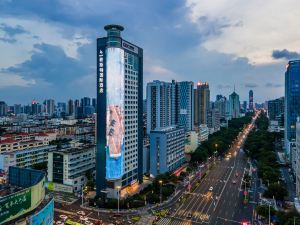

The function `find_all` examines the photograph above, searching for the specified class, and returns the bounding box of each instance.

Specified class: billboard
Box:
[29,198,54,225]
[0,188,31,223]
[105,47,125,180]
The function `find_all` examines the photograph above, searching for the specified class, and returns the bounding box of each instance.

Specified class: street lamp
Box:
[159,180,163,204]
[116,186,121,213]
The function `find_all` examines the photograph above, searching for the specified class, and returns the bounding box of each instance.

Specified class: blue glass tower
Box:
[96,25,143,198]
[285,60,300,158]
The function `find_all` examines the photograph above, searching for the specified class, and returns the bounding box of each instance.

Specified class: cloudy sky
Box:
[0,0,299,105]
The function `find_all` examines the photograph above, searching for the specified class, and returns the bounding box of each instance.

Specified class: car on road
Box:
[232,180,237,184]
[235,172,239,177]
[209,186,213,192]
[187,213,192,219]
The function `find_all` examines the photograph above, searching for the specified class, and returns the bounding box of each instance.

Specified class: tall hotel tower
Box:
[96,25,143,198]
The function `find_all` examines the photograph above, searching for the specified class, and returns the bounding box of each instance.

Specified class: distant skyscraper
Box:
[57,102,66,117]
[96,25,143,198]
[285,60,300,158]
[229,91,240,119]
[0,101,7,117]
[214,95,226,119]
[249,90,254,111]
[31,100,41,115]
[146,80,176,134]
[194,82,210,126]
[45,99,55,116]
[81,97,91,107]
[14,104,22,115]
[243,101,247,111]
[92,98,96,108]
[177,81,194,131]
[67,99,74,116]
[268,97,284,121]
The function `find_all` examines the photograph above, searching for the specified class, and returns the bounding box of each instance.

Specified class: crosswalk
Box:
[175,209,210,221]
[157,217,208,225]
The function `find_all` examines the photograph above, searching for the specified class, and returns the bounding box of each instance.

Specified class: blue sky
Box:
[0,0,299,105]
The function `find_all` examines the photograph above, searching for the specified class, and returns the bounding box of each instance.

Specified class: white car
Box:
[209,186,213,192]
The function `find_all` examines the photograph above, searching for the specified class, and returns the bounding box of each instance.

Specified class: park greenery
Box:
[244,112,287,201]
[190,113,253,164]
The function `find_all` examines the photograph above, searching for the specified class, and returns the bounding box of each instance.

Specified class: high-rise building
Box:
[194,82,210,126]
[67,99,74,116]
[249,90,254,111]
[31,100,41,115]
[146,80,176,134]
[268,97,284,121]
[96,24,143,198]
[228,91,240,119]
[214,95,227,119]
[81,97,91,107]
[92,98,97,108]
[285,60,300,158]
[14,104,22,115]
[243,101,247,112]
[0,101,7,116]
[177,81,194,131]
[45,99,55,116]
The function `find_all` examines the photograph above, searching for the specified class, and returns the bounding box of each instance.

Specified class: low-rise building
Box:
[0,145,56,172]
[199,124,209,144]
[150,126,185,177]
[47,145,96,193]
[0,167,53,225]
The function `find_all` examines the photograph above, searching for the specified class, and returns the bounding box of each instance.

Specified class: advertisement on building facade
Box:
[29,198,54,225]
[0,188,31,223]
[105,47,125,180]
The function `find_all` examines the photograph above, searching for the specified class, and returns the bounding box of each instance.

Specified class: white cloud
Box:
[185,0,300,64]
[0,72,35,88]
[0,17,91,68]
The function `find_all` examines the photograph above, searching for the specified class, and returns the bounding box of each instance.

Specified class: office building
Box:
[177,81,194,131]
[0,101,7,117]
[268,97,284,121]
[243,101,247,112]
[48,146,95,193]
[249,90,254,111]
[146,80,176,134]
[45,99,55,117]
[67,99,74,116]
[13,104,22,115]
[285,60,300,158]
[92,98,97,108]
[96,24,143,198]
[150,126,185,177]
[228,91,240,119]
[194,82,210,126]
[214,95,227,119]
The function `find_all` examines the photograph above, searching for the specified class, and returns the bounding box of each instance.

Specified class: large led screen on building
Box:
[29,198,54,225]
[105,47,125,180]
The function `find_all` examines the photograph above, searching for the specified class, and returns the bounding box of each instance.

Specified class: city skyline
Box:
[0,1,297,104]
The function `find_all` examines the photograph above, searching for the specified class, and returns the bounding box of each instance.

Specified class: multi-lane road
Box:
[157,113,259,225]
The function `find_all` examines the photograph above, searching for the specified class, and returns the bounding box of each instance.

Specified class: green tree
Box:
[264,183,288,201]
[255,204,275,218]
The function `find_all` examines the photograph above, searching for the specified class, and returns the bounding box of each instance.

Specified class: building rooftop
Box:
[54,145,95,155]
